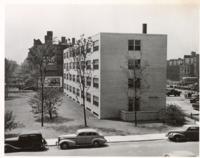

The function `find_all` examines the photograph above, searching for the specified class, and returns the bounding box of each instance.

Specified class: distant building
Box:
[31,31,69,88]
[63,30,167,120]
[167,52,199,83]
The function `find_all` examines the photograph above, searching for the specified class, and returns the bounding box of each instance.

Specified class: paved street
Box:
[5,140,199,156]
[166,92,199,115]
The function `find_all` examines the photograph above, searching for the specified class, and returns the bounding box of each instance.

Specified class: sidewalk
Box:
[46,133,167,146]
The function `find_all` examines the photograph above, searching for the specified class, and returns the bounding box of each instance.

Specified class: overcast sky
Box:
[5,3,199,64]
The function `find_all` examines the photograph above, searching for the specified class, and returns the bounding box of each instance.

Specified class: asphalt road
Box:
[5,140,199,156]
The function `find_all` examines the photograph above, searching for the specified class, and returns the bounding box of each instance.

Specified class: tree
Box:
[27,43,56,127]
[5,58,18,98]
[159,104,186,126]
[29,87,62,120]
[66,35,93,127]
[5,110,18,131]
[19,58,39,90]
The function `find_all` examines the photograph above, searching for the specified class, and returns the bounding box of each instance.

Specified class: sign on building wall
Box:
[44,76,62,87]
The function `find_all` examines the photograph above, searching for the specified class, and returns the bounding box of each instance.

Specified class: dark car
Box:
[190,94,199,103]
[5,132,47,153]
[57,128,107,150]
[166,125,199,142]
[166,89,181,96]
[192,101,199,111]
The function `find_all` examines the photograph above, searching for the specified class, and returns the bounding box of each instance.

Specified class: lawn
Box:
[5,91,192,139]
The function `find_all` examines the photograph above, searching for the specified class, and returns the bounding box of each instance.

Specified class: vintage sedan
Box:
[5,132,47,153]
[57,128,107,149]
[166,125,199,142]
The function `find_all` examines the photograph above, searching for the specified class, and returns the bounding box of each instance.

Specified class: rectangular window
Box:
[128,79,134,88]
[76,88,80,96]
[76,75,80,82]
[128,59,141,69]
[69,86,72,92]
[66,63,69,71]
[135,59,141,68]
[93,78,99,88]
[66,84,69,91]
[135,98,140,111]
[93,40,99,52]
[93,95,99,106]
[86,92,91,102]
[93,59,99,70]
[135,78,141,88]
[86,76,91,86]
[86,60,91,69]
[128,59,134,69]
[69,74,72,81]
[128,40,141,51]
[128,97,133,111]
[73,87,75,94]
[73,62,75,69]
[73,75,75,82]
[81,61,85,70]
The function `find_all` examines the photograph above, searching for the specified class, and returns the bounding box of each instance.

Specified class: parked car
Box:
[166,89,181,96]
[57,128,107,149]
[166,125,199,142]
[190,94,199,103]
[5,132,47,153]
[192,101,199,111]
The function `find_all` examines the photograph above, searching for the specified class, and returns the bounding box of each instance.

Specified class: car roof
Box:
[20,130,42,136]
[77,128,98,134]
[183,125,199,128]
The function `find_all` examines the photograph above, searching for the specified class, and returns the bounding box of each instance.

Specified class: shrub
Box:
[5,110,18,131]
[159,104,186,126]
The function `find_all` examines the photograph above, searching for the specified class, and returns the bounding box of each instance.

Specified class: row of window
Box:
[64,59,99,70]
[64,40,99,59]
[64,74,99,88]
[64,83,99,106]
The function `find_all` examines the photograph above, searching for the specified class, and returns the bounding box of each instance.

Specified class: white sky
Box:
[5,2,200,64]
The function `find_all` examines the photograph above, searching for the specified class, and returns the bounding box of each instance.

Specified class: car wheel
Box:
[174,135,184,142]
[93,141,100,147]
[60,143,69,150]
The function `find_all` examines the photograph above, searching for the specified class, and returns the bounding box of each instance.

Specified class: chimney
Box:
[72,38,75,45]
[142,23,147,34]
[45,31,53,44]
[61,37,66,43]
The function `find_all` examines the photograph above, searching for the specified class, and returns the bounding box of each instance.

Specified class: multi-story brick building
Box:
[31,31,68,88]
[167,52,199,83]
[63,30,167,120]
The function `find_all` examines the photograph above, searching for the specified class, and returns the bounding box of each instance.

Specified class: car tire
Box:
[60,143,69,150]
[93,141,100,147]
[174,135,184,142]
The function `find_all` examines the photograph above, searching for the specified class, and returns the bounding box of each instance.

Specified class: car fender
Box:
[5,143,21,151]
[59,139,76,147]
[92,138,106,144]
[171,133,185,138]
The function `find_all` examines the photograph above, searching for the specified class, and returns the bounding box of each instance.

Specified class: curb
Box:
[46,134,167,146]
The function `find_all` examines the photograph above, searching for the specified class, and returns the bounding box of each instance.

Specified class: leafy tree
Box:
[19,58,39,90]
[5,110,18,131]
[159,104,186,126]
[66,35,93,127]
[5,58,18,98]
[27,43,56,126]
[29,87,62,120]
